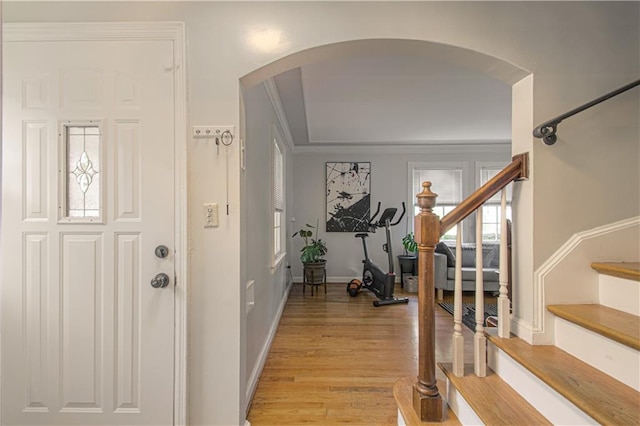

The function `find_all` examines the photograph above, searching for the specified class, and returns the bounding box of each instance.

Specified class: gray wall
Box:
[291,147,512,281]
[241,82,293,410]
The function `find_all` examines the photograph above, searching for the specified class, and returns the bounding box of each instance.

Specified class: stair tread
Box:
[591,261,640,281]
[487,334,640,425]
[547,303,640,350]
[438,362,552,425]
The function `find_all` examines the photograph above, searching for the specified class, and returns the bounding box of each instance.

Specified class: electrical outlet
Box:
[203,203,218,228]
[246,280,255,314]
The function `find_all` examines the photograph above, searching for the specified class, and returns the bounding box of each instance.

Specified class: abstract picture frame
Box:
[326,162,371,232]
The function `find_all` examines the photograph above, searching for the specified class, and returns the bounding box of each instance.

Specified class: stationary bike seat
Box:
[355,233,369,238]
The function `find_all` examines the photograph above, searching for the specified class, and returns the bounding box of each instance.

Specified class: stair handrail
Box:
[440,152,529,235]
[533,79,640,146]
[408,152,529,422]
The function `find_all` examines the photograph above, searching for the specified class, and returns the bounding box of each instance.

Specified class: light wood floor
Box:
[247,283,484,425]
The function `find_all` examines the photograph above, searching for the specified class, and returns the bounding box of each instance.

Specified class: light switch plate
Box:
[203,203,218,228]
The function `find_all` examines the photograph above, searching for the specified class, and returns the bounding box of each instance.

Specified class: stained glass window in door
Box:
[65,125,101,218]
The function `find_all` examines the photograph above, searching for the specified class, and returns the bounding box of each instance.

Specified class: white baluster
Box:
[452,223,464,377]
[474,208,486,377]
[498,188,511,338]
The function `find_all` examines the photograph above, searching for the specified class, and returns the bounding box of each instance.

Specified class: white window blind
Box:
[413,169,463,205]
[273,140,284,211]
[412,167,462,241]
[272,138,285,265]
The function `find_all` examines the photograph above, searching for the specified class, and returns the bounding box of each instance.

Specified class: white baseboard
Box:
[293,276,367,284]
[293,275,347,283]
[487,340,596,425]
[294,276,406,284]
[510,316,534,344]
[244,279,293,404]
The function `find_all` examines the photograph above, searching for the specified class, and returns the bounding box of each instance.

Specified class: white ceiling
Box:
[272,53,513,147]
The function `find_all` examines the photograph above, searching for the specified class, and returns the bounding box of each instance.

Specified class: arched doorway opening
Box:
[238,37,531,414]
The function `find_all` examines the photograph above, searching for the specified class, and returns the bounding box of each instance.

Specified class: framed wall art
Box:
[326,162,371,232]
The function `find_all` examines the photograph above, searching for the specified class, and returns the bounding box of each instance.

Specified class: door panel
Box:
[2,39,175,426]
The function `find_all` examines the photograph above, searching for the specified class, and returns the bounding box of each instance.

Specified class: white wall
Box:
[3,2,639,424]
[291,147,512,281]
[511,75,536,334]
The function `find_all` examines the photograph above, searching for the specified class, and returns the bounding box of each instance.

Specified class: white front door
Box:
[2,38,176,425]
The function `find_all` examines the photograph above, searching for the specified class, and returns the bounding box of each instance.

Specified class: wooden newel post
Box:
[412,182,444,422]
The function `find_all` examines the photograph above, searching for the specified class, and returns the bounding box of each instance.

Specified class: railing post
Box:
[498,189,511,338]
[452,223,464,377]
[412,182,444,422]
[474,208,487,377]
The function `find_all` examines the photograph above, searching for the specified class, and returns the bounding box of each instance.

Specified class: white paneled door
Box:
[2,39,176,425]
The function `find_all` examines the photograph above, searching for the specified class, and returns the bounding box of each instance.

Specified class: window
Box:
[411,165,463,242]
[61,123,103,222]
[479,166,512,242]
[409,160,513,243]
[272,136,285,266]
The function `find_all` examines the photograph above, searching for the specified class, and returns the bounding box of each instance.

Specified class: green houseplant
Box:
[401,232,418,254]
[292,220,327,290]
[398,232,418,278]
[291,221,327,263]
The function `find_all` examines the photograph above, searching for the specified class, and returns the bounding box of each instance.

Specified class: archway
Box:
[239,37,532,415]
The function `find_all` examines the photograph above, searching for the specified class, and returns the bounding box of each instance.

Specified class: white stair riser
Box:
[598,274,640,316]
[554,317,640,391]
[443,377,483,426]
[487,342,597,425]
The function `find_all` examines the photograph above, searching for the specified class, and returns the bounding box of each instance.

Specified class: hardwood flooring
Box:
[247,283,481,425]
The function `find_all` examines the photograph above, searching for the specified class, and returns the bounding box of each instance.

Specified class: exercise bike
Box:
[348,202,409,307]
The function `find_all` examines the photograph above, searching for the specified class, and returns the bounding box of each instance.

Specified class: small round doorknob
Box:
[155,245,169,259]
[151,273,170,288]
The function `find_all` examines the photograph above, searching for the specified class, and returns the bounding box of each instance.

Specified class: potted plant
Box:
[398,232,418,277]
[401,232,418,255]
[292,220,328,286]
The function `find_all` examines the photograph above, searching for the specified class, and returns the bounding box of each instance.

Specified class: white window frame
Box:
[58,119,106,224]
[272,125,286,269]
[476,161,512,242]
[408,161,468,242]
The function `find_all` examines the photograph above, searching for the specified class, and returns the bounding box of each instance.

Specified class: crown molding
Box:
[293,141,511,155]
[263,78,295,154]
[4,22,185,45]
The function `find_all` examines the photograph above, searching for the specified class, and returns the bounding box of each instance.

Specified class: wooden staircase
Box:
[432,262,640,425]
[438,362,551,425]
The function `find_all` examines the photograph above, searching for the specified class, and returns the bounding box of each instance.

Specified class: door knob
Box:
[155,245,169,258]
[151,272,170,288]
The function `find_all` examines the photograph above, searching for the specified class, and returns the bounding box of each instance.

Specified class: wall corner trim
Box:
[264,78,295,153]
[532,216,640,344]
